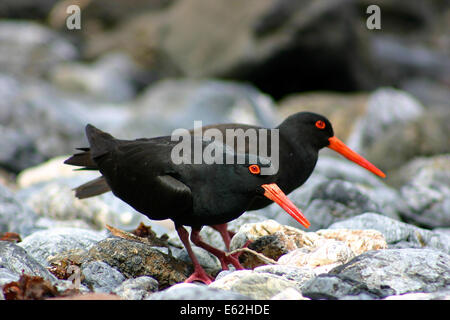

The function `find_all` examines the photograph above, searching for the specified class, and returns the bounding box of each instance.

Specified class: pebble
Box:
[81,261,126,293]
[113,276,159,300]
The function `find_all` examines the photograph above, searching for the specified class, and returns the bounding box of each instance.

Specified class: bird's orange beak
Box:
[327,136,386,178]
[261,183,310,228]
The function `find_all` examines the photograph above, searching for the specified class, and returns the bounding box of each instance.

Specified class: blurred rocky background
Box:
[0,0,449,300]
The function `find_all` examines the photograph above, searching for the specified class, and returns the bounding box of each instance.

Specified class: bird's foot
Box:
[223,239,253,270]
[218,254,244,270]
[184,269,214,285]
[221,240,253,270]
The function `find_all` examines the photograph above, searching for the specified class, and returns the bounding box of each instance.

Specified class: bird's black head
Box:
[278,111,386,178]
[279,112,334,150]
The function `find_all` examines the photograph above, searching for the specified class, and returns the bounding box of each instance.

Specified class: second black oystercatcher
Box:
[65,124,310,284]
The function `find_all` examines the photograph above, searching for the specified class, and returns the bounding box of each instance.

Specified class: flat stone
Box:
[87,237,191,289]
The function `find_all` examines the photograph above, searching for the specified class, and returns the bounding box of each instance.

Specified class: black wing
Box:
[93,138,193,220]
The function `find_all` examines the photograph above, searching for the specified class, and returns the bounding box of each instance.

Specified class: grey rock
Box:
[366,110,450,174]
[0,77,87,172]
[81,261,125,293]
[0,120,45,173]
[0,20,77,78]
[347,87,424,154]
[113,276,159,300]
[147,282,252,300]
[395,155,450,228]
[0,72,136,173]
[50,52,138,103]
[304,179,382,231]
[303,248,450,299]
[18,227,106,267]
[346,88,450,174]
[329,213,450,254]
[368,35,450,90]
[0,241,56,282]
[0,182,38,237]
[313,155,391,190]
[209,270,300,300]
[401,78,450,112]
[301,274,386,300]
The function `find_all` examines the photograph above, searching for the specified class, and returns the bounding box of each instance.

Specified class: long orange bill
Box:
[261,183,310,228]
[328,136,386,178]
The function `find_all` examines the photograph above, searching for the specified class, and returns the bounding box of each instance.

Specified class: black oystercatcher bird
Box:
[197,111,386,210]
[65,124,310,284]
[65,112,385,283]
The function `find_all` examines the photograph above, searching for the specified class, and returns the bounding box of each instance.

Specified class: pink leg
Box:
[190,228,244,271]
[211,223,234,251]
[176,225,214,284]
[210,224,252,260]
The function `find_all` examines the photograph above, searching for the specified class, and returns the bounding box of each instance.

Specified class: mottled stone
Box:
[87,238,191,289]
[278,239,355,272]
[316,229,387,255]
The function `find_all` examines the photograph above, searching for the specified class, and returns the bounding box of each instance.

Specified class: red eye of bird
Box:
[315,120,326,130]
[248,164,261,175]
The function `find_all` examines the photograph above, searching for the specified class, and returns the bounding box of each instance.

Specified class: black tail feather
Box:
[74,176,111,199]
[64,124,117,199]
[64,148,97,169]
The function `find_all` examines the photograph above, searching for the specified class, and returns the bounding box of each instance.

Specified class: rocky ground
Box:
[1,149,449,300]
[0,0,449,300]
